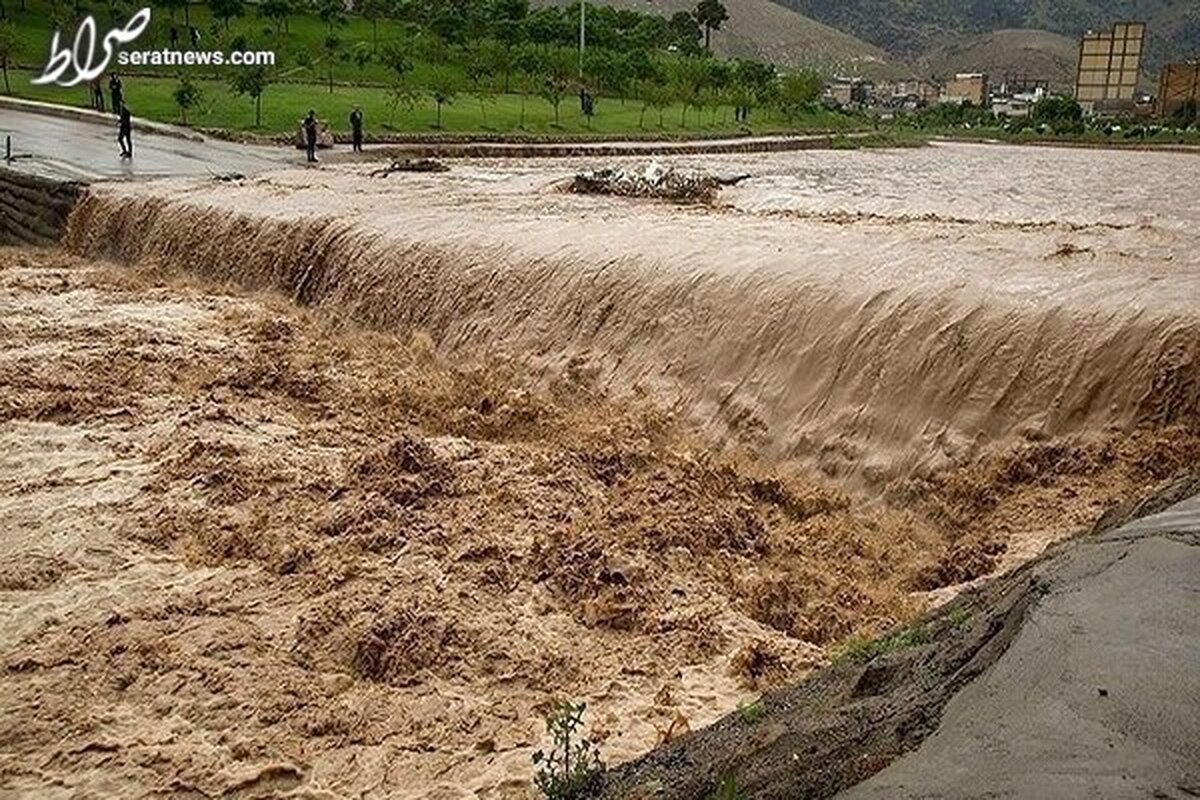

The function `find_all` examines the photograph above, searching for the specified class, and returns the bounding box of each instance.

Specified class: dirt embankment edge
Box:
[0,167,86,247]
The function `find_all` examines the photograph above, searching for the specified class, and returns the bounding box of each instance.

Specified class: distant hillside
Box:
[918,29,1080,91]
[536,0,914,79]
[773,0,1200,74]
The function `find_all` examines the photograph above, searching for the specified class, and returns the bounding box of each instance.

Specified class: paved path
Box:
[840,493,1200,800]
[0,106,295,181]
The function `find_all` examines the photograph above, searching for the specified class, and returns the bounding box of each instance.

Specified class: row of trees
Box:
[144,0,731,58]
[172,43,824,130]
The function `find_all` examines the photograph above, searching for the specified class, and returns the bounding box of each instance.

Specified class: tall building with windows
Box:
[1075,21,1146,113]
[1157,61,1200,118]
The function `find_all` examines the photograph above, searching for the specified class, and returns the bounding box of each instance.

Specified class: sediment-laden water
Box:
[2,142,1197,798]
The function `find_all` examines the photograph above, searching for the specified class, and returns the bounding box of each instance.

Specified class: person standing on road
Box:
[90,79,105,112]
[303,110,319,163]
[108,74,123,115]
[350,106,364,153]
[117,104,133,159]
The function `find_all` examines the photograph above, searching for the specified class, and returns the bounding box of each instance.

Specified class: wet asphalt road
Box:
[0,107,294,181]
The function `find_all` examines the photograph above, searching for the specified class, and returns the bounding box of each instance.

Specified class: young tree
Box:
[258,0,291,36]
[230,64,271,127]
[539,47,575,127]
[775,70,822,122]
[209,0,243,31]
[172,74,201,123]
[694,0,728,52]
[321,34,342,93]
[359,0,388,53]
[732,57,775,122]
[490,0,528,52]
[351,40,371,77]
[670,57,708,126]
[312,0,345,34]
[0,21,17,95]
[636,73,671,129]
[513,44,542,129]
[427,66,459,128]
[465,40,500,126]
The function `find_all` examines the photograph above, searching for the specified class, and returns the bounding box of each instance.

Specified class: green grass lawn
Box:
[10,68,859,138]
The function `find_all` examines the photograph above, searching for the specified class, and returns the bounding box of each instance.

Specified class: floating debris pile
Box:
[369,158,451,178]
[567,162,748,204]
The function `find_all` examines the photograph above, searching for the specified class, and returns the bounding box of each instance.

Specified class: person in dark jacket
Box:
[90,79,105,112]
[303,110,319,163]
[117,104,133,159]
[108,74,123,115]
[349,106,364,152]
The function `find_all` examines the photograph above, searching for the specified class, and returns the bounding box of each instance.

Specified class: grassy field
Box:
[11,70,859,137]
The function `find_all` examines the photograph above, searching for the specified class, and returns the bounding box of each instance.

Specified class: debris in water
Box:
[369,159,451,178]
[567,162,747,204]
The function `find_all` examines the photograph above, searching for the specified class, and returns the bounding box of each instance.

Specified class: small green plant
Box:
[947,606,972,630]
[712,772,745,800]
[834,622,930,666]
[736,699,765,724]
[532,701,604,800]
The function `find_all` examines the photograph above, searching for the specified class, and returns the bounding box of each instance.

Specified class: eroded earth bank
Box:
[2,143,1199,798]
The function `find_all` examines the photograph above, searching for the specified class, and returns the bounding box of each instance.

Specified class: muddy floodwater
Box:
[2,142,1199,799]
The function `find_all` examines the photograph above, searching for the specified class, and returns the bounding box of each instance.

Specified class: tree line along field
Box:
[0,0,857,136]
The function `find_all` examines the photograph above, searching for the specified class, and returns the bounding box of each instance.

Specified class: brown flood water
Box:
[1,142,1198,798]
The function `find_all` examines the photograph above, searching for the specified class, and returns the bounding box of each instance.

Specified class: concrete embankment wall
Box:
[0,168,86,246]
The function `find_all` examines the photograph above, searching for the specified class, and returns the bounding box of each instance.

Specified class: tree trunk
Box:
[3,64,10,95]
[184,1,190,27]
[372,20,377,53]
[255,94,261,127]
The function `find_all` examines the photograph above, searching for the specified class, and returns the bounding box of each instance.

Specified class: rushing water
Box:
[65,142,1200,485]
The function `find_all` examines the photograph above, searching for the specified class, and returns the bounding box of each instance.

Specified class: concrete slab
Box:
[839,497,1200,800]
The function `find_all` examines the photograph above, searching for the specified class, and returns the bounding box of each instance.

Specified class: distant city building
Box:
[941,73,988,106]
[868,79,938,111]
[823,77,873,109]
[1075,21,1146,114]
[997,75,1050,96]
[1157,61,1200,118]
[991,75,1049,118]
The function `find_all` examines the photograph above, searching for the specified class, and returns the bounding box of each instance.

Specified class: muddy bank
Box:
[2,245,1196,799]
